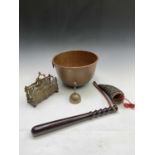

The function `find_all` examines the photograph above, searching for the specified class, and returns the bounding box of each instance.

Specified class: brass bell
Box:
[69,82,81,104]
[70,92,81,104]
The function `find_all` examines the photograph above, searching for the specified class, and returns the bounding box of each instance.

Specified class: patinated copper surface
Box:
[52,50,98,87]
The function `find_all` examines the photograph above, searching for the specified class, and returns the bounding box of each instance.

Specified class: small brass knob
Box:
[70,92,81,104]
[69,81,81,104]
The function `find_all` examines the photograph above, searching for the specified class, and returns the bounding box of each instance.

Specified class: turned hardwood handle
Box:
[31,105,118,136]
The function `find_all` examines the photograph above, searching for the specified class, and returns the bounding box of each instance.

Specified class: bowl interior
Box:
[53,50,98,67]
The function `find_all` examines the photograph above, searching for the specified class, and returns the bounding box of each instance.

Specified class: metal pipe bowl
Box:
[52,50,98,87]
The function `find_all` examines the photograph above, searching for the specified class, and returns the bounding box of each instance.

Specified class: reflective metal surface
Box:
[52,50,98,87]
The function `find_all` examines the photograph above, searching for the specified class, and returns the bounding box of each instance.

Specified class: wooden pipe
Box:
[31,104,118,137]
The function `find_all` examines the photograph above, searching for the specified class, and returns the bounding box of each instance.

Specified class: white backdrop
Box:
[20,46,135,155]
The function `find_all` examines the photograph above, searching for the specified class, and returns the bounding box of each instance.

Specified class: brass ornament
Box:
[69,82,81,104]
[25,72,58,107]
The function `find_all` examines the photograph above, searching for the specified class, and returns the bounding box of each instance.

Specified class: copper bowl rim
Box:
[52,49,98,69]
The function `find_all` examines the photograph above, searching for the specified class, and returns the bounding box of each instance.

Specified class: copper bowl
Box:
[52,50,98,87]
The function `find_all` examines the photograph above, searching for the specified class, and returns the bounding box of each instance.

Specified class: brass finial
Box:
[69,82,81,104]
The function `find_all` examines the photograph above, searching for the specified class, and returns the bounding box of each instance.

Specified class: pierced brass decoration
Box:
[25,72,58,107]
